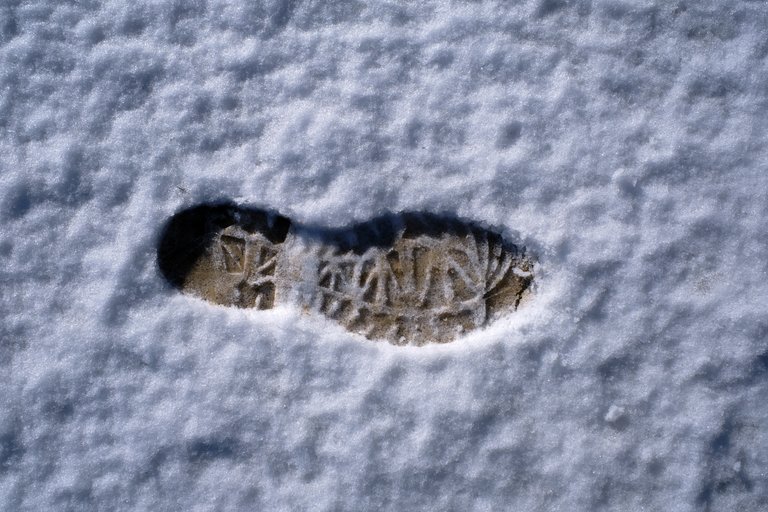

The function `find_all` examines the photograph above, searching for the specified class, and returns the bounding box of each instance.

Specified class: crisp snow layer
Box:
[2,1,768,510]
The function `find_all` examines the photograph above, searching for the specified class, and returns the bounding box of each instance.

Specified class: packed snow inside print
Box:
[158,204,534,345]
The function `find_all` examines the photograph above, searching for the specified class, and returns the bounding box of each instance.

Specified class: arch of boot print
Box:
[157,202,534,345]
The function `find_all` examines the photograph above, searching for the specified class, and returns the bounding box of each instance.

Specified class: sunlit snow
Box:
[1,1,767,510]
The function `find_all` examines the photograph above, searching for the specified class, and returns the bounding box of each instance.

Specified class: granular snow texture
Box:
[1,1,768,510]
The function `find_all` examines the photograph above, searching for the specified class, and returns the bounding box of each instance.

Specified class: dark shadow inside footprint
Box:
[299,212,491,255]
[157,202,534,345]
[158,202,290,288]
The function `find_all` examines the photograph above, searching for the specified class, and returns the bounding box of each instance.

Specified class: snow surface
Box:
[2,0,768,510]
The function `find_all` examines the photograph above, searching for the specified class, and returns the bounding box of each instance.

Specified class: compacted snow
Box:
[2,0,768,510]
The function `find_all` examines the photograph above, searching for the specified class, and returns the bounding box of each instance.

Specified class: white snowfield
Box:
[1,0,767,510]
